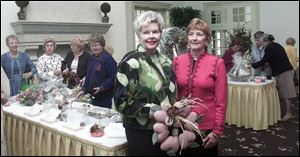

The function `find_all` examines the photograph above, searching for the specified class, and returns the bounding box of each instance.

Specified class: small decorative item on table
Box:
[90,123,104,137]
[254,76,266,83]
[77,93,93,104]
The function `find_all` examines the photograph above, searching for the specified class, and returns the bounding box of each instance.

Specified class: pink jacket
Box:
[173,52,228,135]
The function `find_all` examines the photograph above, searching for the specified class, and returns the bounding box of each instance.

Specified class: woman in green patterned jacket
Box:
[114,11,177,156]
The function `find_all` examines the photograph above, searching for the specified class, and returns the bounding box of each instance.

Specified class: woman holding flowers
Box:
[113,11,178,155]
[173,18,228,155]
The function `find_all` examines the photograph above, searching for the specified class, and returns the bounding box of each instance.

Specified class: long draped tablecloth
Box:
[3,103,127,156]
[226,80,281,130]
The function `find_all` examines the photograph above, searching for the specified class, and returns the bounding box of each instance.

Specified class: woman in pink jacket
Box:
[173,18,228,155]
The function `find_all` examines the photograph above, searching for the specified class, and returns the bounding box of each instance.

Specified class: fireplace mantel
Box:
[11,21,112,60]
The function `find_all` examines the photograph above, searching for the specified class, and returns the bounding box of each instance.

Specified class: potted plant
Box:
[163,7,202,57]
[169,6,202,29]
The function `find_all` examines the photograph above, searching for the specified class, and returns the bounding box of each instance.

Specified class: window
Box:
[211,30,229,56]
[233,7,251,22]
[211,10,221,24]
[204,1,258,56]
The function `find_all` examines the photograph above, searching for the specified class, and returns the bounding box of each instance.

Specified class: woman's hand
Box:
[22,72,32,79]
[62,68,69,75]
[76,91,85,99]
[53,69,62,76]
[93,87,102,94]
[202,132,219,149]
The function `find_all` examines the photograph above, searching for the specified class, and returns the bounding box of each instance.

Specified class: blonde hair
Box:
[43,38,56,50]
[71,37,85,50]
[133,11,165,36]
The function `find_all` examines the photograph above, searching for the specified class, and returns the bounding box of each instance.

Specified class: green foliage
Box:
[229,23,253,52]
[169,6,202,29]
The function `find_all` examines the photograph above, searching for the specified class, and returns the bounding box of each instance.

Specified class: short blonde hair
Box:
[133,11,165,36]
[43,38,56,50]
[88,33,105,47]
[71,37,85,50]
[286,37,296,46]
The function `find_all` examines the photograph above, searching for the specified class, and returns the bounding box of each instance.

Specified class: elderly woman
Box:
[113,11,177,156]
[173,18,228,155]
[61,37,91,88]
[252,34,297,121]
[1,35,37,96]
[76,33,117,108]
[251,31,272,79]
[36,38,64,82]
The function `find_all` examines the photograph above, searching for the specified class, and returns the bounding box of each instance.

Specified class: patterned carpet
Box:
[219,96,299,156]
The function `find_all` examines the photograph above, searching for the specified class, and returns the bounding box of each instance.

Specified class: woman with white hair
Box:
[114,11,177,155]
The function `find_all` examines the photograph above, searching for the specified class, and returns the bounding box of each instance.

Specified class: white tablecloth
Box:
[3,102,127,156]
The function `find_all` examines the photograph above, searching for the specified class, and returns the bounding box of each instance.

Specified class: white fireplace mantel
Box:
[11,21,112,59]
[11,21,112,47]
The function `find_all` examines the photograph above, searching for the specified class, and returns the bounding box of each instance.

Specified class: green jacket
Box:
[114,49,177,130]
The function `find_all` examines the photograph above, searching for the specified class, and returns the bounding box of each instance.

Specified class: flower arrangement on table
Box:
[16,87,44,106]
[152,95,207,155]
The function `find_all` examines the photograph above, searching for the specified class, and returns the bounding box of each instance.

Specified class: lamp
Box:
[15,1,29,20]
[100,2,111,23]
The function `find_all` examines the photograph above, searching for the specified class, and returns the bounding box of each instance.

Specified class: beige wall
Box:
[2,1,298,62]
[1,1,19,53]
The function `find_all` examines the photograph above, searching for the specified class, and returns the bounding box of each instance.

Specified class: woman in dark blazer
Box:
[252,34,297,121]
[76,33,117,108]
[61,37,90,88]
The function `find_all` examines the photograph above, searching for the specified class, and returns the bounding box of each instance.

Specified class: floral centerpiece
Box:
[16,87,44,106]
[152,95,207,155]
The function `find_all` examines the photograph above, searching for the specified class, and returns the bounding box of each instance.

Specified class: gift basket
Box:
[227,24,253,82]
[228,51,252,82]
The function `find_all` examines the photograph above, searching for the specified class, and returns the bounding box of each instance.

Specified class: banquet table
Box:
[226,80,281,130]
[2,102,127,156]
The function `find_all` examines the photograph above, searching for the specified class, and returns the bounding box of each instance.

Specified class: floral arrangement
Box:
[16,87,44,106]
[228,23,252,52]
[152,95,207,155]
[65,71,81,89]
